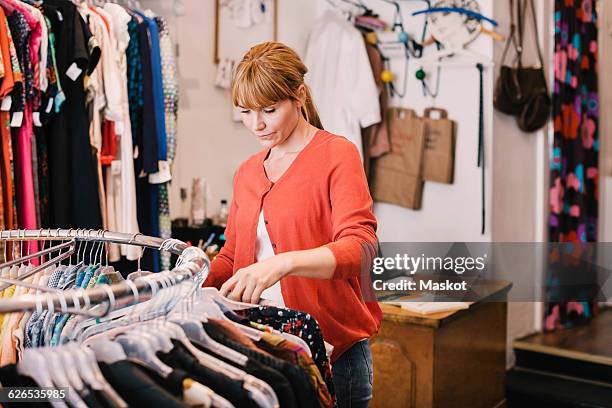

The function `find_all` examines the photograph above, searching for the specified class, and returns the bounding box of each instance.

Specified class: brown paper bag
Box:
[422,108,456,184]
[370,108,425,210]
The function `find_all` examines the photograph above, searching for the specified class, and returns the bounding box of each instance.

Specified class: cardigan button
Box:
[272,243,277,248]
[264,220,269,225]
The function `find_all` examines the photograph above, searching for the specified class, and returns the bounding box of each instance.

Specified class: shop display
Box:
[0,1,605,407]
[0,229,334,407]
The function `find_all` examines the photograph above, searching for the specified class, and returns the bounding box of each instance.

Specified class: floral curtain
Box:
[546,0,598,330]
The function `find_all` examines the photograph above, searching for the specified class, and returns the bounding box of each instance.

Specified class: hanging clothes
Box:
[0,1,179,271]
[156,15,178,271]
[40,0,101,229]
[0,234,338,408]
[304,10,381,160]
[546,0,599,330]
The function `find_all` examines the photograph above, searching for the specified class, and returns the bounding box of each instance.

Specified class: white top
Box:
[256,210,284,306]
[304,10,381,160]
[102,4,141,261]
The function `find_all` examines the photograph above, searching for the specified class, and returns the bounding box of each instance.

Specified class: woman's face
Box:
[239,99,300,148]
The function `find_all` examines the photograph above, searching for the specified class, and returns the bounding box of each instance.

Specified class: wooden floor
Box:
[514,308,612,366]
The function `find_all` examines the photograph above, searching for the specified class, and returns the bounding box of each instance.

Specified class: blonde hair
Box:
[231,42,323,129]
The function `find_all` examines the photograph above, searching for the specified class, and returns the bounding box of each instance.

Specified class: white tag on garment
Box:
[45,98,53,113]
[33,112,42,127]
[114,120,124,136]
[66,63,82,81]
[10,112,23,127]
[56,10,63,21]
[111,160,121,175]
[1,96,12,111]
[148,160,172,184]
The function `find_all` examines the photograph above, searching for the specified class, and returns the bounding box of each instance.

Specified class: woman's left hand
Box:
[220,253,293,304]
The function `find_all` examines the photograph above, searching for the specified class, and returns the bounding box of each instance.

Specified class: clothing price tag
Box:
[148,160,172,184]
[33,112,42,127]
[56,10,63,21]
[10,112,23,128]
[1,96,12,111]
[66,63,82,81]
[114,120,124,136]
[111,160,121,175]
[45,98,53,113]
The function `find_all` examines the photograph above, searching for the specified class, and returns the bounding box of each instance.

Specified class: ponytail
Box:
[301,85,323,129]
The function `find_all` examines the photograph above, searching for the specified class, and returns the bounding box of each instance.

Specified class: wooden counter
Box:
[370,281,511,408]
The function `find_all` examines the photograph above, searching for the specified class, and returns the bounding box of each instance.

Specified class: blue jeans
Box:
[332,339,373,408]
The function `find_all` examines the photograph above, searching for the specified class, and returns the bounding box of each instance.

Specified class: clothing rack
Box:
[0,229,187,254]
[0,229,209,315]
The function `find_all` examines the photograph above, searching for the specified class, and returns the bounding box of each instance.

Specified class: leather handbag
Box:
[493,0,551,131]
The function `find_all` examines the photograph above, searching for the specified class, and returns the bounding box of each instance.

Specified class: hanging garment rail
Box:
[0,229,187,254]
[0,231,209,315]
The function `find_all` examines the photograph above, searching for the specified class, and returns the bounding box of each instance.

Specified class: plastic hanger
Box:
[76,279,148,342]
[70,343,128,408]
[115,334,173,377]
[417,45,493,68]
[186,298,263,341]
[43,347,87,408]
[57,347,86,394]
[167,313,248,367]
[412,6,498,26]
[18,348,69,408]
[135,322,174,353]
[70,344,106,391]
[200,287,259,310]
[166,279,250,367]
[88,338,128,364]
[78,345,128,408]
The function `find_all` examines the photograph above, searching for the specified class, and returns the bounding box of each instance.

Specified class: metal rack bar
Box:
[0,229,187,255]
[0,232,209,315]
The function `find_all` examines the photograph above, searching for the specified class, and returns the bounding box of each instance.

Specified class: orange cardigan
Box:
[205,130,382,362]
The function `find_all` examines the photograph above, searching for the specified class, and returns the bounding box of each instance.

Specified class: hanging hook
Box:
[67,229,74,264]
[101,230,109,267]
[38,228,45,264]
[94,230,103,265]
[0,228,4,264]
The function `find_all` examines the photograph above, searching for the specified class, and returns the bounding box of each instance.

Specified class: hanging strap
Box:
[515,0,545,69]
[500,0,519,66]
[526,0,546,70]
[477,63,485,235]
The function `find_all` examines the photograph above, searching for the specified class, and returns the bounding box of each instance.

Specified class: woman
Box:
[205,41,381,408]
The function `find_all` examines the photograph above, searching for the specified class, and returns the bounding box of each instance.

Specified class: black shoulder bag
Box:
[493,0,551,132]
